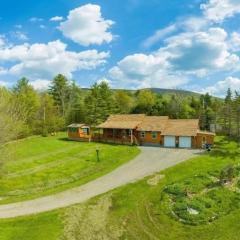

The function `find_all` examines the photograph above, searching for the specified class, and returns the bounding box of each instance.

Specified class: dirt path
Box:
[0,147,201,219]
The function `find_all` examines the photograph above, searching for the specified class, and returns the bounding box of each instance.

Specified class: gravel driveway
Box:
[0,147,201,219]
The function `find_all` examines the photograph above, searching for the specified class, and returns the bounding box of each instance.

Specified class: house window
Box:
[152,132,157,139]
[69,127,78,133]
[203,136,206,143]
[140,131,145,138]
[82,128,89,135]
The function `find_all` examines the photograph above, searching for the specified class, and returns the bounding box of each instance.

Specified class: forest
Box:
[0,74,240,146]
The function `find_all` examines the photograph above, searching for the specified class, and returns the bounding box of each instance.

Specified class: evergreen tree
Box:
[49,74,70,117]
[85,82,117,125]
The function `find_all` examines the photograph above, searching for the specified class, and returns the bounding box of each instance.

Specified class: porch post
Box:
[130,129,133,145]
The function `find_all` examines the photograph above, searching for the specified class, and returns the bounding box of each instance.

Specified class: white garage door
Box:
[179,136,192,148]
[164,136,176,148]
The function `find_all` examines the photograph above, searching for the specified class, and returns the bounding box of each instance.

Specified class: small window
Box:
[152,132,157,139]
[140,131,145,138]
[82,128,89,135]
[203,136,206,143]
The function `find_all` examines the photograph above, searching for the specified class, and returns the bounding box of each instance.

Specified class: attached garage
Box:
[164,136,176,148]
[179,136,192,148]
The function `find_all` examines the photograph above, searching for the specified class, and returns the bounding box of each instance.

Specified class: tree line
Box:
[0,74,240,144]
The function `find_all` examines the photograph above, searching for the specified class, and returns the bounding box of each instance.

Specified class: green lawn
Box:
[1,136,240,240]
[0,133,140,204]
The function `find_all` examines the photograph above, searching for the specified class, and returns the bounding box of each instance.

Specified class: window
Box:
[82,128,89,135]
[69,127,78,133]
[152,132,157,139]
[140,131,145,138]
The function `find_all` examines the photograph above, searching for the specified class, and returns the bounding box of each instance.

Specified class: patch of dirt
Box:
[147,174,165,186]
[60,194,124,240]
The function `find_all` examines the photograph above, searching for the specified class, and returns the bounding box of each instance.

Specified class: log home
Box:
[95,114,215,148]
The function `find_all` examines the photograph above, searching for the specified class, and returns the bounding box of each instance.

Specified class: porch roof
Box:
[97,114,145,129]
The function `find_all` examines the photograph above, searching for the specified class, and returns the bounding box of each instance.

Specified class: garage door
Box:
[179,136,192,148]
[164,136,176,148]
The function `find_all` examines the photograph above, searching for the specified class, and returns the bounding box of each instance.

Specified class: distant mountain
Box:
[82,87,201,97]
[145,88,201,97]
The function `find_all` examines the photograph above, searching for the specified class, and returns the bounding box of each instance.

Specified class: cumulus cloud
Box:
[109,27,240,89]
[204,76,240,96]
[0,40,109,80]
[59,4,114,46]
[50,16,64,22]
[201,0,240,22]
[109,53,188,89]
[163,28,239,74]
[30,79,51,91]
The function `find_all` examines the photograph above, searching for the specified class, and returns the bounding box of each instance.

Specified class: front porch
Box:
[92,128,138,145]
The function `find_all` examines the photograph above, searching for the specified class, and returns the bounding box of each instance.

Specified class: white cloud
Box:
[204,76,240,96]
[30,79,51,91]
[50,16,64,22]
[142,24,177,48]
[39,25,46,29]
[109,53,188,89]
[201,0,240,22]
[59,4,114,46]
[162,28,239,74]
[30,17,43,23]
[229,32,240,51]
[97,77,113,86]
[110,27,240,89]
[0,67,7,75]
[0,40,109,80]
[11,31,28,41]
[0,35,5,47]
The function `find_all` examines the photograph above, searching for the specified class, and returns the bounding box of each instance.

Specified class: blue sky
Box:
[0,0,240,96]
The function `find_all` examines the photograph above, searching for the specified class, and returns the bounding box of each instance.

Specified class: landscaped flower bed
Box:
[164,166,240,225]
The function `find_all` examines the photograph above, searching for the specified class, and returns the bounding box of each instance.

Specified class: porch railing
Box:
[92,133,136,145]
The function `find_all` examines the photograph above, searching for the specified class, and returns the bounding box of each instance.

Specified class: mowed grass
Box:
[0,211,63,240]
[0,132,140,204]
[1,136,240,240]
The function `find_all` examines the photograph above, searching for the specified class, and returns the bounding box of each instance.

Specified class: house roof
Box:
[97,115,203,136]
[137,116,169,131]
[97,114,145,129]
[67,123,89,128]
[161,119,200,136]
[197,130,216,136]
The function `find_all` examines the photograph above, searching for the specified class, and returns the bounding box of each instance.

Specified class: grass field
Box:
[1,136,240,240]
[0,133,140,204]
